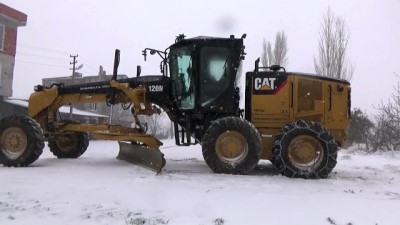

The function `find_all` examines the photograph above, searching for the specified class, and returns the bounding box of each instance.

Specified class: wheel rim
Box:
[0,127,27,159]
[56,133,78,152]
[288,135,324,170]
[216,131,248,163]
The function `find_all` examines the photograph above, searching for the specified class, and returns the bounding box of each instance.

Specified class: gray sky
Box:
[3,0,400,115]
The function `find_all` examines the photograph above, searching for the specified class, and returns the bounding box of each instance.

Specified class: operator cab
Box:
[168,35,245,114]
[141,34,246,145]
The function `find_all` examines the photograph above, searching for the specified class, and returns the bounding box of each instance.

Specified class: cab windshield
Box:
[169,46,194,110]
[199,47,232,107]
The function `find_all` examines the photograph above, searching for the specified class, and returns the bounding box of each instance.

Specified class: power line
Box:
[83,65,98,72]
[17,42,70,55]
[16,51,68,61]
[80,55,98,67]
[17,59,97,74]
[16,60,68,68]
[79,58,99,71]
[16,42,100,74]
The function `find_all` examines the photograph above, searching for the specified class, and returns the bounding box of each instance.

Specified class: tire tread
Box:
[272,120,338,179]
[0,115,44,167]
[202,117,261,174]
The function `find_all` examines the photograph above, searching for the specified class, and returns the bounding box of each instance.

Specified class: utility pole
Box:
[69,54,78,119]
[70,54,78,77]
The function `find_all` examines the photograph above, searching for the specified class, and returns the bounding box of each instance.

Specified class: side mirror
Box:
[136,65,141,77]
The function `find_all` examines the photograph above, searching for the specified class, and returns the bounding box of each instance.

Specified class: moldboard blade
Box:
[117,142,165,173]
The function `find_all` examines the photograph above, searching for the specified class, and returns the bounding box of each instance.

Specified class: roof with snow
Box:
[3,98,108,118]
[0,3,27,26]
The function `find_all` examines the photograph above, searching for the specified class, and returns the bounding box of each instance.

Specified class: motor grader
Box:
[0,34,350,178]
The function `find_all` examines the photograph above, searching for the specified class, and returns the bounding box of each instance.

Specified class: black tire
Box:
[272,120,338,179]
[48,131,89,158]
[202,117,261,174]
[0,115,44,167]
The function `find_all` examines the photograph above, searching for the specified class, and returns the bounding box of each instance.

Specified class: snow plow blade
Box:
[117,142,166,173]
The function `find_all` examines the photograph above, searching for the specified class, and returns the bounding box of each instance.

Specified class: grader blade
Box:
[117,142,165,173]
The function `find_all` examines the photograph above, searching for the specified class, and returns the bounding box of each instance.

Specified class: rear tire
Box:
[272,120,338,179]
[202,117,261,174]
[0,115,44,166]
[48,132,89,158]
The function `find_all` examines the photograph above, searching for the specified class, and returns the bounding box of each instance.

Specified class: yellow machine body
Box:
[246,72,350,160]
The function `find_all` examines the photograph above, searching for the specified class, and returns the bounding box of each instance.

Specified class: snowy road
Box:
[1,140,399,225]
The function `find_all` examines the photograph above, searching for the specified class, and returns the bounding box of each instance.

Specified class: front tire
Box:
[0,115,44,166]
[48,132,89,158]
[202,117,261,174]
[272,120,338,179]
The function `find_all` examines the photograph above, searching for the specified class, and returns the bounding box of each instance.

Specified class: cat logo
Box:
[254,78,276,91]
[252,75,287,95]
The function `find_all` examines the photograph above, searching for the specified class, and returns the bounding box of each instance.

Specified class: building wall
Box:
[0,54,15,96]
[0,3,27,98]
[3,26,18,56]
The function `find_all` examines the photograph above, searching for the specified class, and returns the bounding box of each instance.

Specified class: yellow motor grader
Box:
[0,34,350,178]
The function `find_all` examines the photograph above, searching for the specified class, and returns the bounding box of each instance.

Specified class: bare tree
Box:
[262,31,288,67]
[367,76,400,152]
[261,40,273,67]
[144,114,161,136]
[348,108,374,147]
[274,31,288,66]
[139,111,172,140]
[314,8,354,81]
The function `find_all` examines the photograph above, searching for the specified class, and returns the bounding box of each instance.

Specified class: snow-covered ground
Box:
[1,140,399,225]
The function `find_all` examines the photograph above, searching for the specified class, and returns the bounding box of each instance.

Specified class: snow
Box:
[1,140,399,225]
